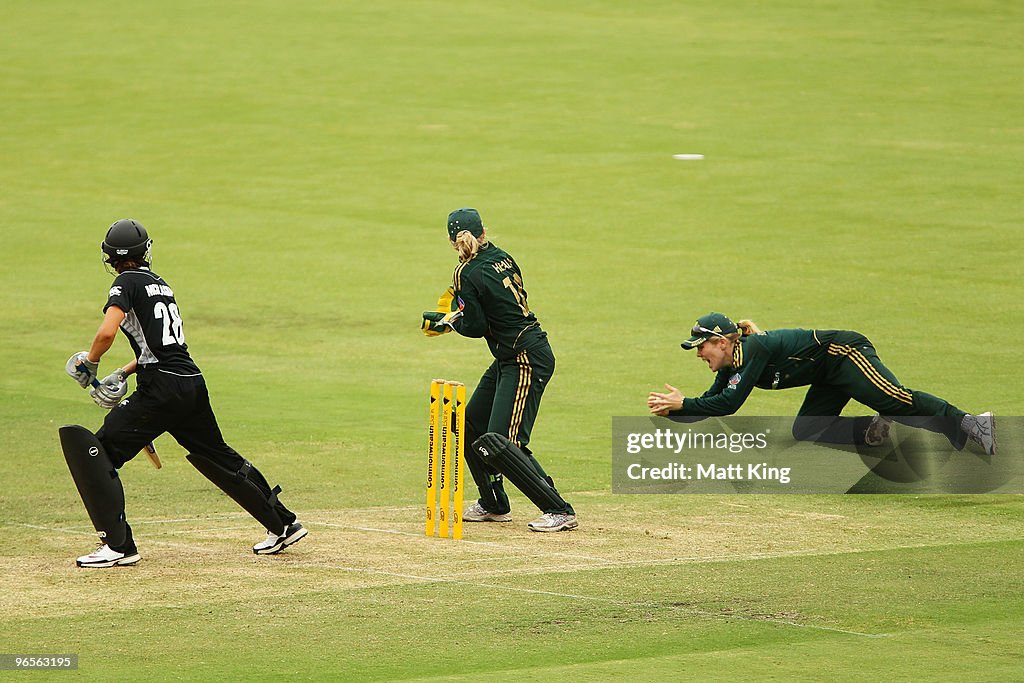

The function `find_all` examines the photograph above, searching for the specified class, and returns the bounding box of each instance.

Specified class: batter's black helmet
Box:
[102,219,152,265]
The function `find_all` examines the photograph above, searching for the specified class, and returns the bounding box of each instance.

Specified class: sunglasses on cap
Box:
[691,324,728,340]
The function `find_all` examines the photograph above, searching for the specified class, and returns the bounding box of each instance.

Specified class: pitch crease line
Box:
[303,562,888,639]
[322,522,619,564]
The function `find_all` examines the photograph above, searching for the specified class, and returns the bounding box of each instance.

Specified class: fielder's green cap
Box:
[681,312,737,349]
[447,208,484,241]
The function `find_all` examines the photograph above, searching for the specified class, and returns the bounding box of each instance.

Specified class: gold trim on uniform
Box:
[452,262,469,291]
[512,320,540,351]
[508,350,533,445]
[732,342,744,368]
[827,343,914,406]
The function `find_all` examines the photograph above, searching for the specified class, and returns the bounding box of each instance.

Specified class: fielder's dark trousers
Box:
[792,335,967,448]
[462,342,573,515]
[96,371,296,548]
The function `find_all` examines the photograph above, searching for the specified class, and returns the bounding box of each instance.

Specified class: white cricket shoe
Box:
[253,521,308,555]
[865,414,893,447]
[463,501,512,523]
[527,513,578,533]
[965,412,997,455]
[76,544,141,568]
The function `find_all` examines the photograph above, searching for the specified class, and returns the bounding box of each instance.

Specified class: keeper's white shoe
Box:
[253,522,308,555]
[527,513,578,533]
[76,544,141,568]
[463,501,513,523]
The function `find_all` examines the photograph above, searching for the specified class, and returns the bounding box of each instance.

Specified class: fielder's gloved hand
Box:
[90,369,128,409]
[65,352,98,389]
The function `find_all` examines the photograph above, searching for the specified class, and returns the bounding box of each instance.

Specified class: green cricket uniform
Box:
[675,328,967,446]
[451,242,573,515]
[451,242,545,360]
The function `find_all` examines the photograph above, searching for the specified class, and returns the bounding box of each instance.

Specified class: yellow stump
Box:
[425,379,442,536]
[452,383,466,540]
[437,382,453,537]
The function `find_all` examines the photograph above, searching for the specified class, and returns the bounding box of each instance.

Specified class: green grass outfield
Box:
[1,1,1022,680]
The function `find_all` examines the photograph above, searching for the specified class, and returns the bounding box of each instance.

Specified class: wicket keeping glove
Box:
[434,286,463,314]
[421,310,464,337]
[66,352,98,389]
[90,369,128,409]
[421,287,465,337]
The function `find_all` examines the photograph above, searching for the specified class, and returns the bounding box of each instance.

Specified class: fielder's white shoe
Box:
[865,414,893,447]
[527,513,578,533]
[463,501,513,523]
[253,521,308,555]
[76,544,141,568]
[964,412,997,455]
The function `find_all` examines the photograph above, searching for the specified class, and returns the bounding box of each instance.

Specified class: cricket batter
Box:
[62,219,307,568]
[422,208,577,532]
[648,312,996,453]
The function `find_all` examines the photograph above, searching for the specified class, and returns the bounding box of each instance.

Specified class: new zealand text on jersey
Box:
[145,284,174,298]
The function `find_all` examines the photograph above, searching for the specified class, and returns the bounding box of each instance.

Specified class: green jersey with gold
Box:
[678,329,866,416]
[451,242,546,360]
[673,327,964,426]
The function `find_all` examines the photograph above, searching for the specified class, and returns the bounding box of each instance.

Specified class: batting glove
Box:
[90,369,128,409]
[66,352,99,389]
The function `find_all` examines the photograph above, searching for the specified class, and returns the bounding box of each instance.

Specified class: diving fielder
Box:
[62,219,307,568]
[649,312,997,453]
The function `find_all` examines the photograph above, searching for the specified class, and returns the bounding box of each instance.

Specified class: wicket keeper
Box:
[648,312,997,454]
[422,208,577,532]
[62,219,308,567]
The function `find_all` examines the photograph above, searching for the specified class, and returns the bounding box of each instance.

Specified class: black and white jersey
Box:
[104,268,201,376]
